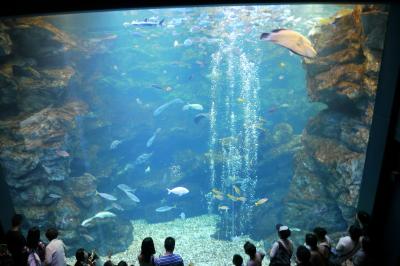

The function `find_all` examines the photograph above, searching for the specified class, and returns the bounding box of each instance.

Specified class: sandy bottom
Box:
[67,214,270,266]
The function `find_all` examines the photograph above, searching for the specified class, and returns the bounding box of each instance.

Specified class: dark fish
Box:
[151,84,164,90]
[194,113,210,124]
[260,29,317,58]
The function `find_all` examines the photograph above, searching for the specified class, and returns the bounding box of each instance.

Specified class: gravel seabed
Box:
[67,214,270,266]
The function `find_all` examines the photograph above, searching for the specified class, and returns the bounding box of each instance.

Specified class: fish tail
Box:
[167,188,171,194]
[159,18,165,26]
[260,32,270,40]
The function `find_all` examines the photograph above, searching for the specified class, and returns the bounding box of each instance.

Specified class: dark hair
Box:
[45,228,58,241]
[305,233,318,250]
[164,237,175,252]
[348,225,362,242]
[103,260,114,266]
[26,227,40,249]
[357,211,370,226]
[296,245,311,263]
[244,241,256,259]
[11,214,23,227]
[117,261,128,266]
[275,224,283,231]
[278,229,291,239]
[141,237,156,262]
[313,227,327,241]
[75,248,86,262]
[232,254,243,266]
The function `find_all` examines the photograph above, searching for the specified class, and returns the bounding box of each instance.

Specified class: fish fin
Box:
[159,18,165,26]
[271,28,286,33]
[288,48,305,57]
[167,188,171,194]
[260,32,270,40]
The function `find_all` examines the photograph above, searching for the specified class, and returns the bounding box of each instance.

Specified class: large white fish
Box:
[81,211,117,227]
[260,29,317,58]
[146,128,161,148]
[167,186,189,196]
[182,103,204,111]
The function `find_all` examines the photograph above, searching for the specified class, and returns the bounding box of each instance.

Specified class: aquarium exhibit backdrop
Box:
[0,3,388,265]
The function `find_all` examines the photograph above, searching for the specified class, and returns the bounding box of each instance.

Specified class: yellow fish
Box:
[213,194,224,201]
[255,198,269,206]
[279,62,286,68]
[237,98,245,103]
[212,188,223,195]
[227,194,237,201]
[236,197,247,202]
[218,205,229,211]
[233,185,241,195]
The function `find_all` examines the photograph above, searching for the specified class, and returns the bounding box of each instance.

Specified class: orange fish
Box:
[260,29,317,58]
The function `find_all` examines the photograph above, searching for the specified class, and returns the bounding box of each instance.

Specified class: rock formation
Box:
[283,5,388,232]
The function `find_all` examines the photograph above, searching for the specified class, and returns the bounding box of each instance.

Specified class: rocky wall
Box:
[283,5,388,233]
[0,17,133,254]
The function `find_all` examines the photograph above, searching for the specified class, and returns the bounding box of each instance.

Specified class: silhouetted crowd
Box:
[0,211,372,266]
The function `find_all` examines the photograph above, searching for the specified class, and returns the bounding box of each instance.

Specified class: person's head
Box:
[26,227,40,249]
[348,225,362,242]
[45,228,58,241]
[305,233,318,250]
[278,225,291,240]
[141,237,156,262]
[296,245,311,263]
[103,260,114,266]
[117,261,128,266]
[11,214,23,228]
[164,237,175,253]
[244,241,256,259]
[75,248,87,262]
[232,254,243,266]
[313,227,327,242]
[356,211,370,228]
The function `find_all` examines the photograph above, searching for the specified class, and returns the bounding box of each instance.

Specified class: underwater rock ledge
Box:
[283,5,387,232]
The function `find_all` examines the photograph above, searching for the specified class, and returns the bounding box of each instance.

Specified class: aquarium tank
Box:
[0,3,389,265]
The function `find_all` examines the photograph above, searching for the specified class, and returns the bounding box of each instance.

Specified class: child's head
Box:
[232,254,243,266]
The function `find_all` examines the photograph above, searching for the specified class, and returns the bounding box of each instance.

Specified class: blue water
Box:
[7,3,359,258]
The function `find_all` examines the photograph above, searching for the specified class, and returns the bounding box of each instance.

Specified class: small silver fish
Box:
[117,184,136,193]
[111,203,125,211]
[82,234,95,242]
[48,193,62,199]
[146,128,161,148]
[145,166,151,173]
[110,140,122,150]
[123,190,140,203]
[134,153,153,165]
[155,206,176,212]
[96,191,117,201]
[179,212,186,220]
